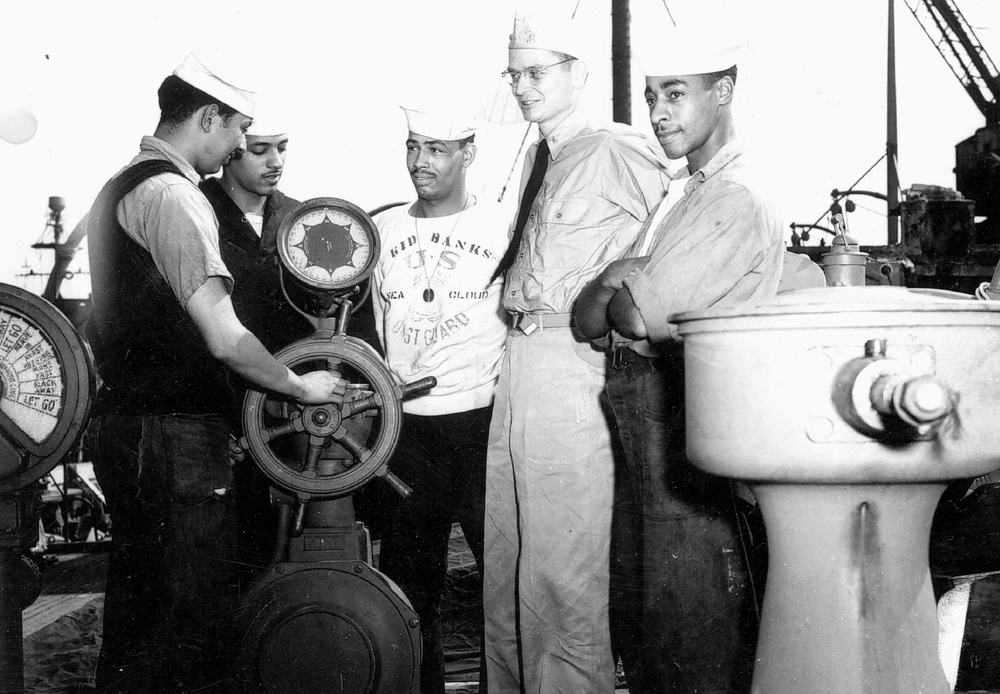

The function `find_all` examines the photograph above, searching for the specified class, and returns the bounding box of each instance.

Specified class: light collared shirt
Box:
[503,108,670,314]
[114,136,232,305]
[623,139,785,343]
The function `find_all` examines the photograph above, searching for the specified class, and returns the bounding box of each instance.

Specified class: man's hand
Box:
[608,286,648,339]
[228,435,247,465]
[575,256,652,339]
[598,256,650,290]
[294,370,348,405]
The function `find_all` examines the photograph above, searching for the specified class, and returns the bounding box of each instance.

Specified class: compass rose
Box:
[294,215,357,273]
[277,197,380,293]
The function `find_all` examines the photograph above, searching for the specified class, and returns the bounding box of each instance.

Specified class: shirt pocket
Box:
[533,197,627,270]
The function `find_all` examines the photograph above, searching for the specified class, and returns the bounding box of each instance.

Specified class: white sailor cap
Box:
[246,97,289,138]
[508,8,587,61]
[172,53,257,117]
[633,17,746,77]
[401,105,481,142]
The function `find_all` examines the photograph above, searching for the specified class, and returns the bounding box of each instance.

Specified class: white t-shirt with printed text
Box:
[372,199,509,416]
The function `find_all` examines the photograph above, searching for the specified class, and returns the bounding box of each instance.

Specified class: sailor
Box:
[575,14,786,693]
[202,98,311,354]
[87,54,344,693]
[483,8,670,693]
[199,98,314,590]
[365,102,508,693]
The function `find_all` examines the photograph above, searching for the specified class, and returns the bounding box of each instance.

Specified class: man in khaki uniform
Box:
[483,9,669,693]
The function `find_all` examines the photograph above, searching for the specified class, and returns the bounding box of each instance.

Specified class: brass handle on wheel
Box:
[381,470,413,499]
[400,377,436,399]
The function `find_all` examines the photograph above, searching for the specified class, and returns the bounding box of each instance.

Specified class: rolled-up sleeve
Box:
[623,184,774,343]
[136,182,233,305]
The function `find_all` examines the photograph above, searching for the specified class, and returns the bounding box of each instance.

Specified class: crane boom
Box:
[904,0,1000,125]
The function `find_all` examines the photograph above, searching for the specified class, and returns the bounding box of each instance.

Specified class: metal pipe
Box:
[268,501,292,567]
[0,548,25,694]
[888,0,901,245]
[611,0,631,125]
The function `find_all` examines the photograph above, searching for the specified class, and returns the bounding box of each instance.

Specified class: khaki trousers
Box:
[484,327,616,694]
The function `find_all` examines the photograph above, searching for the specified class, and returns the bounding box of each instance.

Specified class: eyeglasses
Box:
[501,58,574,86]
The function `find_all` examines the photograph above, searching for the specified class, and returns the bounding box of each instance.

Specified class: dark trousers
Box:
[231,448,277,592]
[367,407,491,694]
[92,414,238,694]
[604,354,764,694]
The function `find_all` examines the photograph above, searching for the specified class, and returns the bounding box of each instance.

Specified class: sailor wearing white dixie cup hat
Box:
[575,14,788,694]
[482,7,670,694]
[361,100,509,694]
[87,54,345,693]
[201,93,316,593]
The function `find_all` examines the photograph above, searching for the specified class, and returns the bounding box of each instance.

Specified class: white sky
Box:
[0,0,995,298]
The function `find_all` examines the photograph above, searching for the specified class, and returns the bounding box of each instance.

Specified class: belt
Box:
[510,312,575,335]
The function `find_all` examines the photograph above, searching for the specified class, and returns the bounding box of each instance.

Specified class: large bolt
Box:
[871,373,954,430]
[312,410,330,426]
[898,376,952,425]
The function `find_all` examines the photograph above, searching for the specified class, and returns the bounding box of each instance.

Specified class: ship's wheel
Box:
[240,334,422,500]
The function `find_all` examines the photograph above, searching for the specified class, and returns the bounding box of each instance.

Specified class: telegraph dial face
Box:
[0,314,63,443]
[277,198,380,292]
[0,284,93,494]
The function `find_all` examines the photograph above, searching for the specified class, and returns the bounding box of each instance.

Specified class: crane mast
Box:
[904,0,1000,125]
[905,0,1000,244]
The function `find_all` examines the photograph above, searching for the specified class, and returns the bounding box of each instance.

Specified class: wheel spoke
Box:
[300,439,325,474]
[340,393,381,418]
[326,357,343,380]
[260,418,303,443]
[333,427,371,461]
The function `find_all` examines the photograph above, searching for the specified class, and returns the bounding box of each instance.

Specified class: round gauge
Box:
[0,284,93,494]
[276,198,380,292]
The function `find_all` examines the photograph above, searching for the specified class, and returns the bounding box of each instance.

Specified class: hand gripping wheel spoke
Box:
[240,334,433,499]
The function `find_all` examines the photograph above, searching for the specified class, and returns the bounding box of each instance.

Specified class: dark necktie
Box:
[492,138,549,281]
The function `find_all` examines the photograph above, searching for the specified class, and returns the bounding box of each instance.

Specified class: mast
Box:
[611,0,631,124]
[887,0,901,245]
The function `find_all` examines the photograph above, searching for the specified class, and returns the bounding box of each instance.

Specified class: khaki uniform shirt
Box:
[503,109,670,314]
[625,139,785,343]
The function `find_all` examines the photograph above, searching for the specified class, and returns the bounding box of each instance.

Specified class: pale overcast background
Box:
[0,0,995,299]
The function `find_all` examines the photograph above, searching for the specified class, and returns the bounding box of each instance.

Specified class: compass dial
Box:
[277,198,380,292]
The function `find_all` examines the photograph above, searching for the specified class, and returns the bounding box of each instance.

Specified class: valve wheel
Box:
[242,335,402,498]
